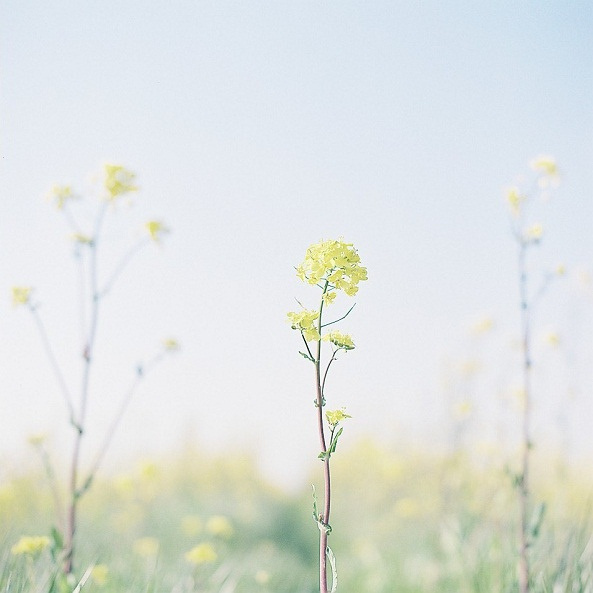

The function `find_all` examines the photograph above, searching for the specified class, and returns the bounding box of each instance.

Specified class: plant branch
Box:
[320,303,356,329]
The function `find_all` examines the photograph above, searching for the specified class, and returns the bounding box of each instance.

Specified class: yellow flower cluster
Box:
[287,309,320,342]
[296,239,367,297]
[145,220,169,242]
[11,286,32,307]
[525,222,543,242]
[530,155,558,177]
[505,186,525,217]
[325,408,352,427]
[104,164,138,200]
[185,542,217,565]
[11,535,50,556]
[47,185,77,209]
[322,330,355,350]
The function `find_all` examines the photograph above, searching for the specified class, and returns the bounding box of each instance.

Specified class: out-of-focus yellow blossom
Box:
[133,537,159,557]
[206,515,233,538]
[104,164,137,200]
[512,387,527,411]
[162,338,180,351]
[145,220,169,242]
[459,359,481,377]
[12,286,32,307]
[471,316,494,335]
[185,543,217,564]
[530,155,558,176]
[322,330,355,350]
[255,570,270,584]
[454,401,472,419]
[530,155,560,189]
[71,233,93,245]
[181,515,202,537]
[505,186,525,216]
[27,434,46,447]
[287,309,320,342]
[296,239,367,296]
[11,535,50,556]
[139,461,158,480]
[47,185,77,209]
[325,408,352,427]
[91,564,109,585]
[544,331,560,347]
[555,264,566,277]
[525,223,543,241]
[114,475,135,497]
[321,291,337,305]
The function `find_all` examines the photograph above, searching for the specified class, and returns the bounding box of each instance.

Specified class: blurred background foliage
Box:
[2,438,593,593]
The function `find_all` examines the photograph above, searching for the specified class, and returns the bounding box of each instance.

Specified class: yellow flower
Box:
[255,570,270,584]
[91,564,109,585]
[104,164,137,200]
[471,316,494,334]
[133,537,159,557]
[322,291,337,305]
[322,330,355,350]
[530,155,558,177]
[325,408,352,427]
[11,535,50,556]
[145,220,169,242]
[185,543,217,564]
[47,185,77,209]
[71,233,93,245]
[555,264,566,277]
[287,309,321,342]
[11,286,32,307]
[206,515,233,538]
[525,223,543,242]
[544,331,560,347]
[296,239,367,295]
[162,338,180,351]
[27,434,46,447]
[505,186,525,216]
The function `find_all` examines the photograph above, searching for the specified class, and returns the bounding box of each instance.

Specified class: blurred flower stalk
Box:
[505,155,563,593]
[11,164,177,579]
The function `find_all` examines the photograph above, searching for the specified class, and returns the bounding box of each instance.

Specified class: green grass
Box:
[2,441,593,593]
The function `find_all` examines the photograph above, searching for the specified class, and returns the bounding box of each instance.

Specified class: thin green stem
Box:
[320,303,356,329]
[99,237,149,298]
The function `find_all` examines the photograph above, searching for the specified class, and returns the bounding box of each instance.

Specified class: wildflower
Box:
[287,309,321,342]
[525,223,543,242]
[544,331,560,347]
[555,264,566,277]
[471,316,494,334]
[145,220,169,242]
[91,564,109,585]
[206,515,233,538]
[71,233,93,245]
[27,434,46,447]
[47,185,77,209]
[185,543,217,564]
[162,338,180,351]
[325,408,352,427]
[530,155,560,189]
[296,239,367,295]
[133,537,159,557]
[322,291,337,305]
[322,330,355,350]
[11,535,50,556]
[11,286,32,307]
[104,164,137,200]
[530,155,558,177]
[506,186,525,216]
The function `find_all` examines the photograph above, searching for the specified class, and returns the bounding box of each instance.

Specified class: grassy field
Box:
[2,440,593,593]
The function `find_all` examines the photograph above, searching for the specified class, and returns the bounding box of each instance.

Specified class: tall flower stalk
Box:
[288,239,367,593]
[505,156,561,593]
[12,164,175,579]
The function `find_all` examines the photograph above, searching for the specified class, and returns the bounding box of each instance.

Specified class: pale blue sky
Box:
[1,1,592,486]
